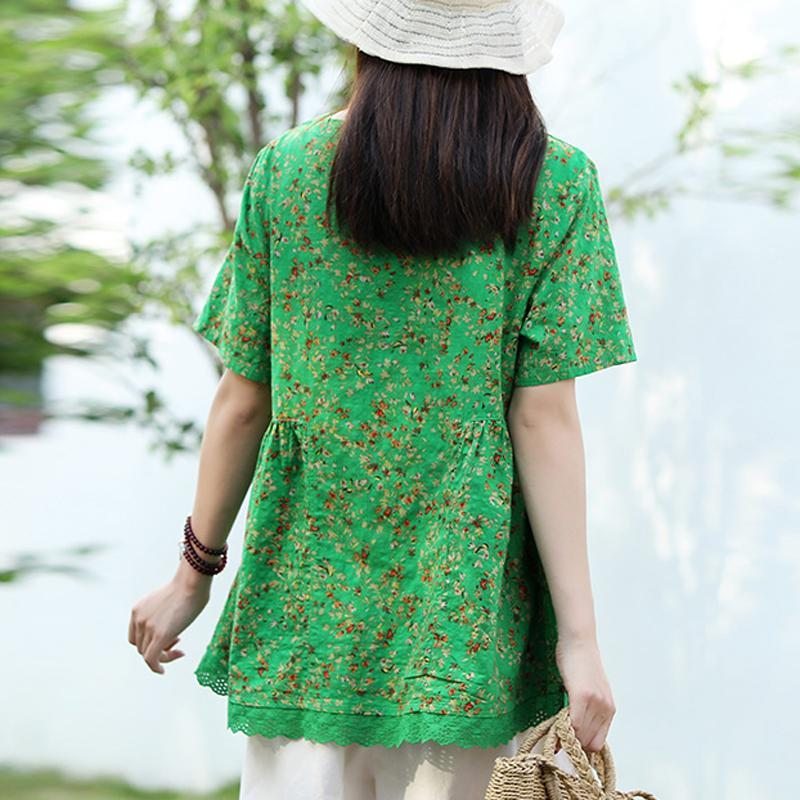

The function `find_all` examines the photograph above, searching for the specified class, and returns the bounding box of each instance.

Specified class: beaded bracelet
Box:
[179,515,228,575]
[180,538,227,575]
[184,515,227,555]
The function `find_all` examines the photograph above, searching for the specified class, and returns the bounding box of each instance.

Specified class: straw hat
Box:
[299,0,565,75]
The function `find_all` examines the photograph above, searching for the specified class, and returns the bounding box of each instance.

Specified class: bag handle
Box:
[517,706,660,800]
[553,706,616,792]
[516,706,615,794]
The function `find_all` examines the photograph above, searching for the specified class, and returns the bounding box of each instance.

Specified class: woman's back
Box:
[191,111,636,748]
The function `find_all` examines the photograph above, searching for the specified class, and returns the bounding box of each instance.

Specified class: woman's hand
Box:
[555,634,616,753]
[128,558,213,674]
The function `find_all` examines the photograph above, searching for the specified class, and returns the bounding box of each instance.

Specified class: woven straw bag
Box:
[483,706,659,800]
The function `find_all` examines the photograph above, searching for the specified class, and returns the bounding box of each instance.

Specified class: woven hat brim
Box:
[299,0,565,75]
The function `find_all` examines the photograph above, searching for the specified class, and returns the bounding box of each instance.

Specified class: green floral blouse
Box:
[191,112,637,748]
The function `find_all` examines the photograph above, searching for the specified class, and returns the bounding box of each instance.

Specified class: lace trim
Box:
[196,668,568,748]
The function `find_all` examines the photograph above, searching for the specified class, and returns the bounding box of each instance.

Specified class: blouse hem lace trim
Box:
[196,668,568,749]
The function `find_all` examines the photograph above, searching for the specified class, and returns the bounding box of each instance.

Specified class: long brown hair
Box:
[326,48,549,260]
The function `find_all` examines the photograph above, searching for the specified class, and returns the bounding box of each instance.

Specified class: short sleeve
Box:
[192,143,274,384]
[515,157,637,387]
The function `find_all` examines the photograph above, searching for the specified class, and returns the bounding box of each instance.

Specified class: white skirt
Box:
[239,733,522,800]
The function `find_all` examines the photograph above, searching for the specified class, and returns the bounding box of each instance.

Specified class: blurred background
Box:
[1,0,798,797]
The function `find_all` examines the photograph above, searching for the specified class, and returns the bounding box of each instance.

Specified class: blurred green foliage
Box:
[0,764,237,799]
[0,0,351,453]
[0,543,106,584]
[0,0,145,411]
[606,43,800,218]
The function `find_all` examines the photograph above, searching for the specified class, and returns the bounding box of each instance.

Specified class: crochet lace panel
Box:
[196,667,567,749]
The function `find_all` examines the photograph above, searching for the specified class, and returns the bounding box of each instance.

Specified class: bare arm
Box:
[507,380,596,641]
[130,369,272,672]
[176,369,273,588]
[507,379,616,753]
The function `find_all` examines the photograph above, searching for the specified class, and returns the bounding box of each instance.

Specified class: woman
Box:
[128,1,638,798]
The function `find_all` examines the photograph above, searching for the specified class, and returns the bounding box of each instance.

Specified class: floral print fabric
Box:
[191,113,637,748]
